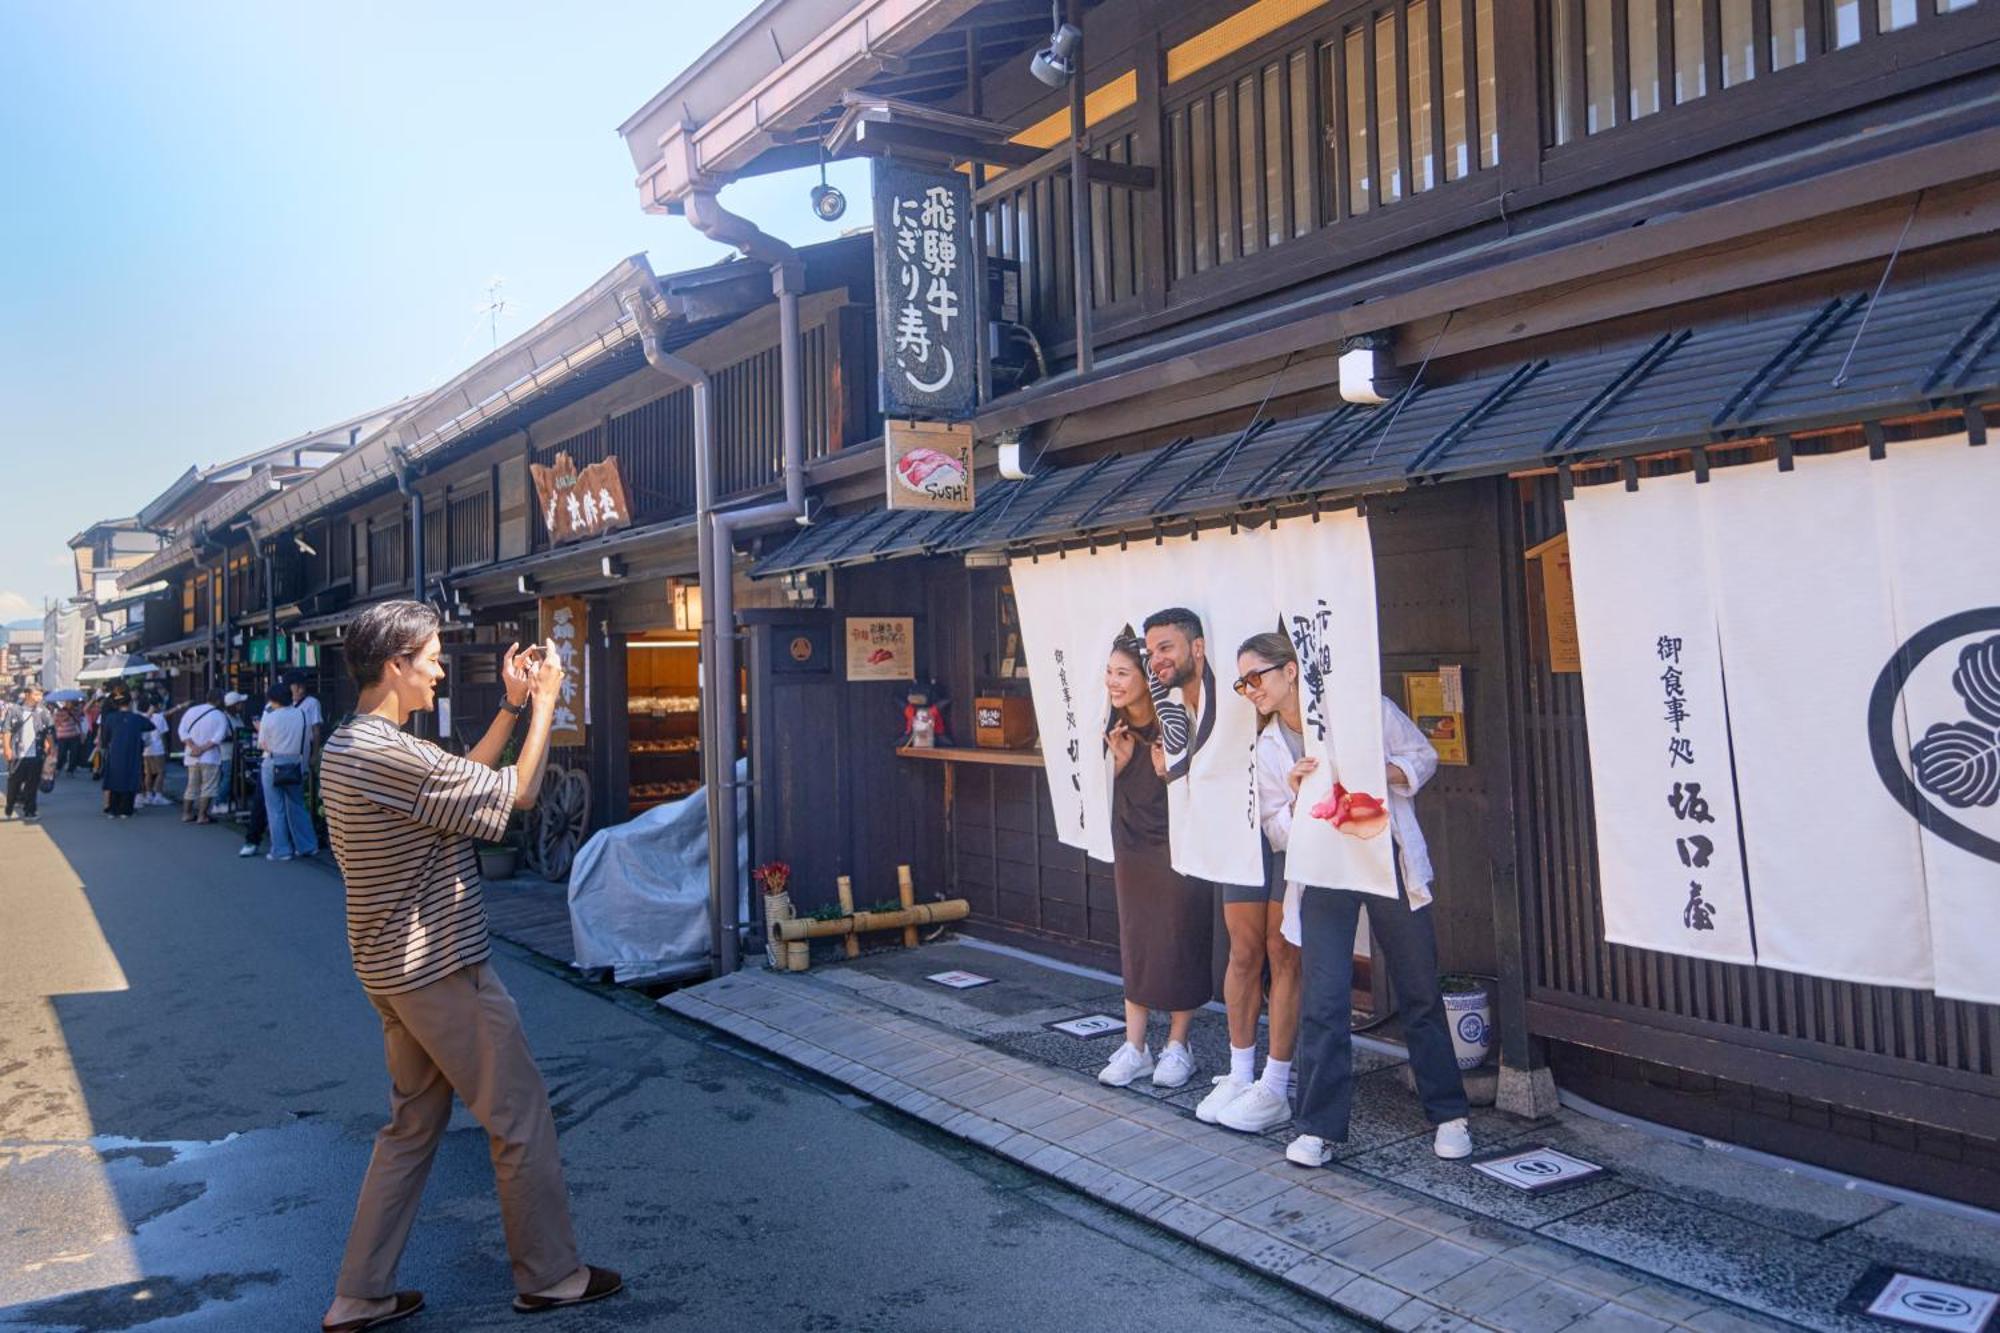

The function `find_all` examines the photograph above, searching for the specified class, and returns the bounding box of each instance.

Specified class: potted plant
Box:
[754,861,795,969]
[1439,973,1496,1070]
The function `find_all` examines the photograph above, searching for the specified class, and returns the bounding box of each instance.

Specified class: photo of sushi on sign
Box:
[885,419,974,512]
[846,616,916,682]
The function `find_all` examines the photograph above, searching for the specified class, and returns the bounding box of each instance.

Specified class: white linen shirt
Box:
[178,704,231,767]
[1262,695,1441,945]
[143,711,167,757]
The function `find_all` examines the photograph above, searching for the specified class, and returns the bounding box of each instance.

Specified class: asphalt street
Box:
[0,771,1360,1332]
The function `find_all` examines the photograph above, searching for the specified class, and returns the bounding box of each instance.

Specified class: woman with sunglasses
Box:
[1195,632,1311,1134]
[1095,632,1213,1092]
[1279,680,1473,1169]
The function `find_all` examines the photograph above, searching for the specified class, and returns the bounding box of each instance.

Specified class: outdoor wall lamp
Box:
[809,148,846,222]
[1030,7,1081,88]
[1338,333,1406,406]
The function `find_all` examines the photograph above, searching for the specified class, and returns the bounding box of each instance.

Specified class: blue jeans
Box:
[263,758,318,859]
[1294,865,1469,1142]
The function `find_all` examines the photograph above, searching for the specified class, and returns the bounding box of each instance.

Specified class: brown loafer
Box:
[512,1265,623,1314]
[321,1290,423,1332]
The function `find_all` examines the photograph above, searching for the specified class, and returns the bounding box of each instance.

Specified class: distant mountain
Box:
[4,618,41,630]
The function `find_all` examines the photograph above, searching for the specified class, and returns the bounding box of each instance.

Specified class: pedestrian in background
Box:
[94,690,154,819]
[3,686,52,821]
[215,689,249,816]
[258,683,316,862]
[140,694,171,806]
[319,600,619,1331]
[238,693,271,858]
[178,689,230,824]
[53,702,82,776]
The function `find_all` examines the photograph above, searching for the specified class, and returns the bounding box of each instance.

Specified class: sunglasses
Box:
[1232,664,1285,695]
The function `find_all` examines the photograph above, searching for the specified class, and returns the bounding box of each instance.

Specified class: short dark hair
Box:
[267,684,290,706]
[1142,606,1204,642]
[347,599,440,688]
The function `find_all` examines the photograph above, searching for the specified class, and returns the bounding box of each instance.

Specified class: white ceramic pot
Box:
[1443,982,1494,1070]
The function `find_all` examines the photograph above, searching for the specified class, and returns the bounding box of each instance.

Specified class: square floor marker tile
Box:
[1846,1266,1998,1333]
[927,970,995,989]
[1048,1014,1125,1038]
[1467,1143,1608,1194]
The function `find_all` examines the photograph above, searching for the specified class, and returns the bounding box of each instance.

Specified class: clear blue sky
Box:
[0,0,868,619]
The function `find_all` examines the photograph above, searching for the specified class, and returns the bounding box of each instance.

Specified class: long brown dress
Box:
[1110,720,1215,1012]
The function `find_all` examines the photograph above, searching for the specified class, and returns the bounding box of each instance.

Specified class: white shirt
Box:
[295,694,323,736]
[1260,696,1441,945]
[178,704,232,767]
[143,711,167,757]
[258,703,309,758]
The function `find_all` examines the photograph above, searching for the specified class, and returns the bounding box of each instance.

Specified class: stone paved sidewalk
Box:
[656,942,2000,1333]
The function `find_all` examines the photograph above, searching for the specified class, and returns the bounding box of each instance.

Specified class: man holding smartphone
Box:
[318,601,620,1332]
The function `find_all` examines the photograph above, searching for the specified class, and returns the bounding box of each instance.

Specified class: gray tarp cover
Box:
[567,758,748,980]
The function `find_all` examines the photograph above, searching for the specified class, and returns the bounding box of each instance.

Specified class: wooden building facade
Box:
[622,0,2000,1204]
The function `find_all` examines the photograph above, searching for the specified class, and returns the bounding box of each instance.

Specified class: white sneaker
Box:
[1217,1080,1292,1133]
[238,844,258,857]
[1097,1043,1154,1087]
[1285,1133,1332,1167]
[1433,1118,1473,1159]
[1151,1042,1196,1089]
[1194,1075,1252,1124]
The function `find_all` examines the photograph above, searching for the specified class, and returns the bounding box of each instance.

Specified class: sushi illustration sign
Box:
[872,160,977,420]
[846,617,915,681]
[885,418,974,512]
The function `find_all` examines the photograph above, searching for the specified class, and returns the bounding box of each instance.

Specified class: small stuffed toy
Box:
[898,680,954,748]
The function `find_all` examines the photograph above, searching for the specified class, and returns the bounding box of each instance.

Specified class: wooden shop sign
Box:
[531,451,632,546]
[885,419,974,512]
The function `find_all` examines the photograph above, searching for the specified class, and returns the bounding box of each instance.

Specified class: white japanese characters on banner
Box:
[1011,513,1396,898]
[1565,474,1756,966]
[1566,436,2000,1002]
[872,161,976,420]
[539,596,587,747]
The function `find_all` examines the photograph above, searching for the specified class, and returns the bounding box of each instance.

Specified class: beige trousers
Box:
[336,961,581,1297]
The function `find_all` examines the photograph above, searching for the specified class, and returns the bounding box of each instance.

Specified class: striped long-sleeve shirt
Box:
[321,713,519,995]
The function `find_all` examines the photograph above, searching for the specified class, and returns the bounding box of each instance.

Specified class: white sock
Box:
[1260,1057,1294,1098]
[1230,1044,1257,1083]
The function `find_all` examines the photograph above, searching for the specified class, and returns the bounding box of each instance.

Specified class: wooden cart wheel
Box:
[531,766,591,880]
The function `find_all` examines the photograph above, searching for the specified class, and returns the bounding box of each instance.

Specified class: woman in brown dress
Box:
[1097,634,1214,1090]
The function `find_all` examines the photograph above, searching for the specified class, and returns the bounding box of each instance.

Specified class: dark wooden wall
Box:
[744,563,948,919]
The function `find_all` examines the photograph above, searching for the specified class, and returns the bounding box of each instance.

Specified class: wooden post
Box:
[836,874,860,959]
[897,863,919,948]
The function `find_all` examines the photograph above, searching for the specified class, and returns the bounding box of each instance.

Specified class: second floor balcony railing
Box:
[977,0,1994,362]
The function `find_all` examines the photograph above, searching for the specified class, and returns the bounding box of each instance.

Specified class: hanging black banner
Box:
[872,160,977,420]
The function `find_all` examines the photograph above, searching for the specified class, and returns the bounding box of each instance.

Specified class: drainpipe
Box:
[620,278,727,977]
[264,540,279,696]
[390,447,425,735]
[680,182,812,978]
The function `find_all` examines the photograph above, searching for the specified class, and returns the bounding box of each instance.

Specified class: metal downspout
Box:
[682,183,811,978]
[620,279,728,977]
[390,448,425,735]
[264,543,278,695]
